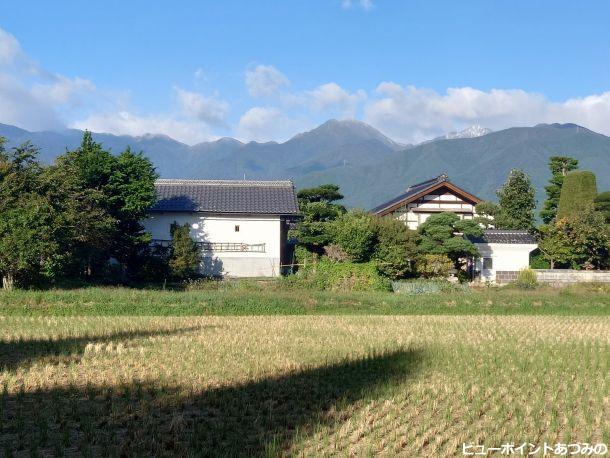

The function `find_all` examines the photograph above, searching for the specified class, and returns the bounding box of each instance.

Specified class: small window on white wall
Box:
[234,225,240,232]
[483,257,493,269]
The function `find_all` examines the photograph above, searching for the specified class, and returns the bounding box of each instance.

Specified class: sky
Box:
[1,0,610,145]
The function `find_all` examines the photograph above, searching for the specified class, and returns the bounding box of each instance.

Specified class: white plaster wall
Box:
[143,212,282,277]
[475,243,538,282]
[393,191,476,230]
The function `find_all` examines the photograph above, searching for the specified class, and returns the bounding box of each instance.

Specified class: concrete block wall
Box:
[534,269,610,285]
[495,271,519,285]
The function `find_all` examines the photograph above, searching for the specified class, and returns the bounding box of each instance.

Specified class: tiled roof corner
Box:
[467,230,537,245]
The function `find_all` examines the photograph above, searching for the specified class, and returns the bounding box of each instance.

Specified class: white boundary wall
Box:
[534,269,610,285]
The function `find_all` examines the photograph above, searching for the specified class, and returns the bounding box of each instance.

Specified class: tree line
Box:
[0,133,201,290]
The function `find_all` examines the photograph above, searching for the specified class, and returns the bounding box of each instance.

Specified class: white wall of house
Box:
[474,243,538,283]
[143,212,282,277]
[391,192,476,230]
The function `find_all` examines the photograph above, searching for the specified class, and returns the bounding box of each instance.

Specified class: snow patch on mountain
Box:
[444,124,493,139]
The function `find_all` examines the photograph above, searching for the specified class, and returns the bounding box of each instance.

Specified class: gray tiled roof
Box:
[467,230,537,245]
[371,174,450,214]
[151,179,299,215]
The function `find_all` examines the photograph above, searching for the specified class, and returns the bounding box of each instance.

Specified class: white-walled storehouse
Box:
[143,179,299,278]
[467,230,538,284]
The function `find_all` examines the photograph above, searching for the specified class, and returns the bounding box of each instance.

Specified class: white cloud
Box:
[174,87,229,126]
[0,27,96,131]
[0,28,22,65]
[364,83,610,144]
[237,106,310,142]
[307,82,366,117]
[71,111,217,145]
[32,75,96,106]
[0,73,64,130]
[245,65,289,98]
[341,0,374,11]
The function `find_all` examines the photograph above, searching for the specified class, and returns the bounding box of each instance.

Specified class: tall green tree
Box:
[0,141,63,289]
[417,212,482,268]
[52,132,158,277]
[294,184,346,252]
[556,171,598,220]
[540,156,579,223]
[495,169,536,230]
[595,191,610,224]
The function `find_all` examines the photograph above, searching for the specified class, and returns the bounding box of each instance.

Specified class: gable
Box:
[373,181,481,217]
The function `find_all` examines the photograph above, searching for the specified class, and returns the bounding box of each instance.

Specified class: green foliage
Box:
[169,223,202,280]
[297,184,344,204]
[329,210,376,262]
[288,259,391,291]
[372,217,419,279]
[556,171,598,220]
[540,156,579,224]
[137,245,171,282]
[0,142,64,289]
[529,250,551,269]
[52,133,158,276]
[294,184,346,252]
[495,169,536,230]
[594,191,610,224]
[416,254,454,279]
[514,268,539,289]
[539,205,610,269]
[474,201,499,228]
[417,212,481,267]
[0,132,159,288]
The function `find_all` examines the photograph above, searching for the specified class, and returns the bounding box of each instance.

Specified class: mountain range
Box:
[1,120,609,210]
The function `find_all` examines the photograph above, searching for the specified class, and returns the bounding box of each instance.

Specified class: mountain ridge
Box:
[1,120,609,210]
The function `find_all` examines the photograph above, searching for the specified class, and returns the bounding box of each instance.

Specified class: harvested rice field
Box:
[0,314,608,456]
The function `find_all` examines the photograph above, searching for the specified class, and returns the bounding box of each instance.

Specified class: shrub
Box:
[514,268,538,289]
[169,223,201,280]
[372,217,418,279]
[417,254,454,278]
[323,244,351,262]
[329,210,376,262]
[288,258,391,291]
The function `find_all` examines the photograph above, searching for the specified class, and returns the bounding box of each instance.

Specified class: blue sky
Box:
[1,0,610,144]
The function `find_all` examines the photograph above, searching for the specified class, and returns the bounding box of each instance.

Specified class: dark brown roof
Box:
[371,174,481,215]
[151,179,299,215]
[467,230,537,244]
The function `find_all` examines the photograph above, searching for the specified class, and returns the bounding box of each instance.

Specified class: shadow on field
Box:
[0,348,422,456]
[0,326,207,371]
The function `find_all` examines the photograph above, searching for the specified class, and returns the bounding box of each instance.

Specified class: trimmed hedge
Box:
[557,171,598,219]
